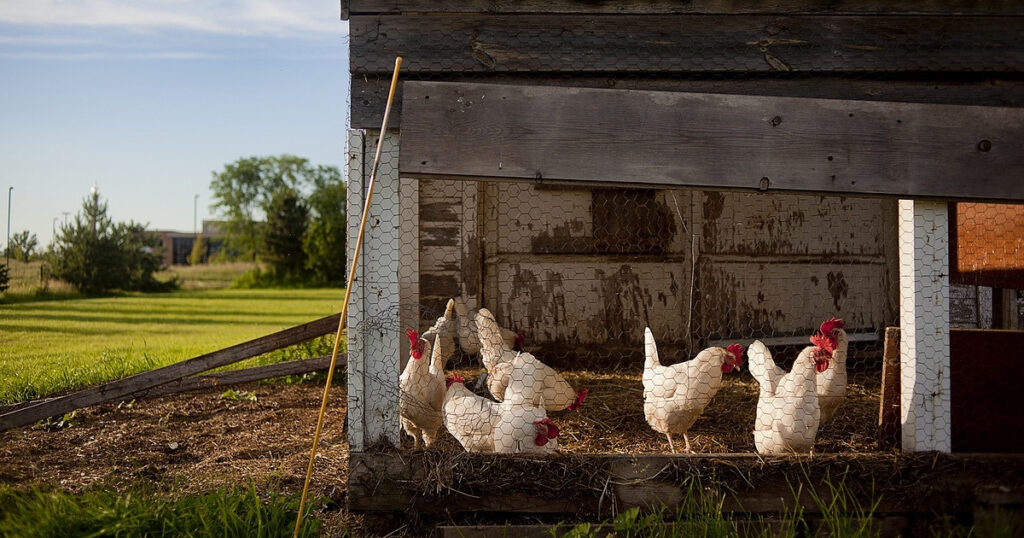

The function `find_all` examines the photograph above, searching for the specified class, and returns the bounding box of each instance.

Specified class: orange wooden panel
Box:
[950,203,1024,289]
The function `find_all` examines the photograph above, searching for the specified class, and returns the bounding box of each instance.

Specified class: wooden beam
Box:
[352,75,1024,129]
[0,356,343,416]
[348,452,1024,516]
[349,15,1024,74]
[0,313,341,431]
[348,1,1024,16]
[879,327,901,449]
[400,81,1024,202]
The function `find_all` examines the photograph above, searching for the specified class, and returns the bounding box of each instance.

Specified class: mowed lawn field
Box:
[0,289,344,405]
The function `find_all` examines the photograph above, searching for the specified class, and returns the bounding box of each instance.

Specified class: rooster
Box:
[748,339,832,454]
[398,330,447,449]
[642,327,744,453]
[477,308,585,411]
[453,298,520,356]
[442,372,559,454]
[812,317,848,425]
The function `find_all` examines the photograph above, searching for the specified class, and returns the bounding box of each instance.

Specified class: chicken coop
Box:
[341,0,1024,529]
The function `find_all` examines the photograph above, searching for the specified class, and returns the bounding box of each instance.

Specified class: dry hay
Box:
[415,364,889,456]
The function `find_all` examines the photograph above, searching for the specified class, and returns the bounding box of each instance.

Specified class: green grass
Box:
[0,483,330,538]
[0,288,344,405]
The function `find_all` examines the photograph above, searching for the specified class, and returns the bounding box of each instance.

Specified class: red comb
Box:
[406,328,423,359]
[566,389,587,411]
[533,419,559,446]
[445,372,464,388]
[810,332,836,356]
[820,317,845,334]
[406,328,419,345]
[726,344,745,365]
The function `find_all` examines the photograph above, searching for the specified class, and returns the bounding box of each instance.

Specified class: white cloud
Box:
[0,0,343,37]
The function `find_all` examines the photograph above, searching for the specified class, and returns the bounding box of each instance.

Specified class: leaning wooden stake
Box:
[293,56,403,538]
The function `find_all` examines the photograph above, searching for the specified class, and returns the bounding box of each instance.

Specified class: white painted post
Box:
[898,200,952,453]
[346,128,402,451]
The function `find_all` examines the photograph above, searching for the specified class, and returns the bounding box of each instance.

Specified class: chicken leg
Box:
[665,433,676,453]
[683,433,692,453]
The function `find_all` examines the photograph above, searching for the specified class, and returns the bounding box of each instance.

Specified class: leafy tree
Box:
[50,191,173,294]
[188,234,206,266]
[210,155,334,261]
[6,231,38,262]
[0,263,9,293]
[303,178,347,285]
[262,188,308,279]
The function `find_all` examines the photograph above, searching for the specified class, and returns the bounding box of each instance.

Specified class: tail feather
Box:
[644,327,661,368]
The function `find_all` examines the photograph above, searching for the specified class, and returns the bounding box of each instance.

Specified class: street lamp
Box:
[6,186,12,266]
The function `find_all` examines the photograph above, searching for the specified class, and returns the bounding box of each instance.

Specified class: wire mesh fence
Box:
[346,137,903,454]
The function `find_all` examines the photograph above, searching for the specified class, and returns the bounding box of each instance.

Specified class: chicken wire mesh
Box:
[347,133,907,455]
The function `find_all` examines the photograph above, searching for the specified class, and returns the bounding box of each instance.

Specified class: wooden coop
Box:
[342,1,1024,530]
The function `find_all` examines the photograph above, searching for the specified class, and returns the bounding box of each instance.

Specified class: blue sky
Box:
[0,1,350,246]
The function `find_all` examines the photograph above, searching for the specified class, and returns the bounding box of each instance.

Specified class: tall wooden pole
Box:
[292,57,403,538]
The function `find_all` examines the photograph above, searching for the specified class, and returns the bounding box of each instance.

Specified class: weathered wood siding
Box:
[415,181,897,356]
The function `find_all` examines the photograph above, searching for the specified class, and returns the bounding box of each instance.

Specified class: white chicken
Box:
[477,308,585,411]
[748,339,832,454]
[398,330,447,448]
[642,328,744,453]
[442,372,559,454]
[453,297,520,356]
[813,318,848,425]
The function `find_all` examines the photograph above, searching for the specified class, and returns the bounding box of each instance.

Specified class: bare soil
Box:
[0,381,357,535]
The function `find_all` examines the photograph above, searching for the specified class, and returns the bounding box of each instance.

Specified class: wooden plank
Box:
[950,329,1024,453]
[350,15,1024,74]
[131,355,341,399]
[347,0,1024,16]
[400,81,1024,202]
[352,75,1024,129]
[0,313,341,431]
[348,452,1024,516]
[879,327,901,449]
[0,356,341,415]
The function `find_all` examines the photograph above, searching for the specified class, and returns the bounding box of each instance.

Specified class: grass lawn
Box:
[0,288,344,405]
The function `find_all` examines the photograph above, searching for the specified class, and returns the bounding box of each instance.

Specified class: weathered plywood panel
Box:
[484,182,690,255]
[698,259,889,339]
[490,261,690,347]
[401,82,1024,202]
[701,192,892,256]
[352,15,1024,74]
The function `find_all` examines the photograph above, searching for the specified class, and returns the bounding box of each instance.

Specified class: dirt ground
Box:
[0,381,358,535]
[0,365,888,536]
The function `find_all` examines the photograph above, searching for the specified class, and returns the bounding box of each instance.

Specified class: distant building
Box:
[154,220,228,265]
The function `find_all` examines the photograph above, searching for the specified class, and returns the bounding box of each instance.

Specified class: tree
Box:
[303,178,347,285]
[50,191,173,294]
[188,234,206,265]
[210,155,336,261]
[262,188,308,279]
[6,231,38,262]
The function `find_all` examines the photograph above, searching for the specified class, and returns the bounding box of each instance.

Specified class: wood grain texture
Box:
[347,0,1024,16]
[352,75,1024,129]
[348,452,1024,516]
[879,327,901,449]
[0,313,341,431]
[349,15,1024,74]
[399,81,1024,201]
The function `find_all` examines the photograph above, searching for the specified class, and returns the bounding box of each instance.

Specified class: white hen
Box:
[813,318,848,425]
[442,372,559,454]
[642,328,744,453]
[748,340,831,454]
[453,298,519,356]
[398,331,447,448]
[477,308,586,411]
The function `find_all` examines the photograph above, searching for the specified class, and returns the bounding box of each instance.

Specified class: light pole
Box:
[193,194,199,235]
[6,186,12,266]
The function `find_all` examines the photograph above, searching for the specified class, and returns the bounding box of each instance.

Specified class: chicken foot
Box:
[665,433,676,453]
[683,433,692,453]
